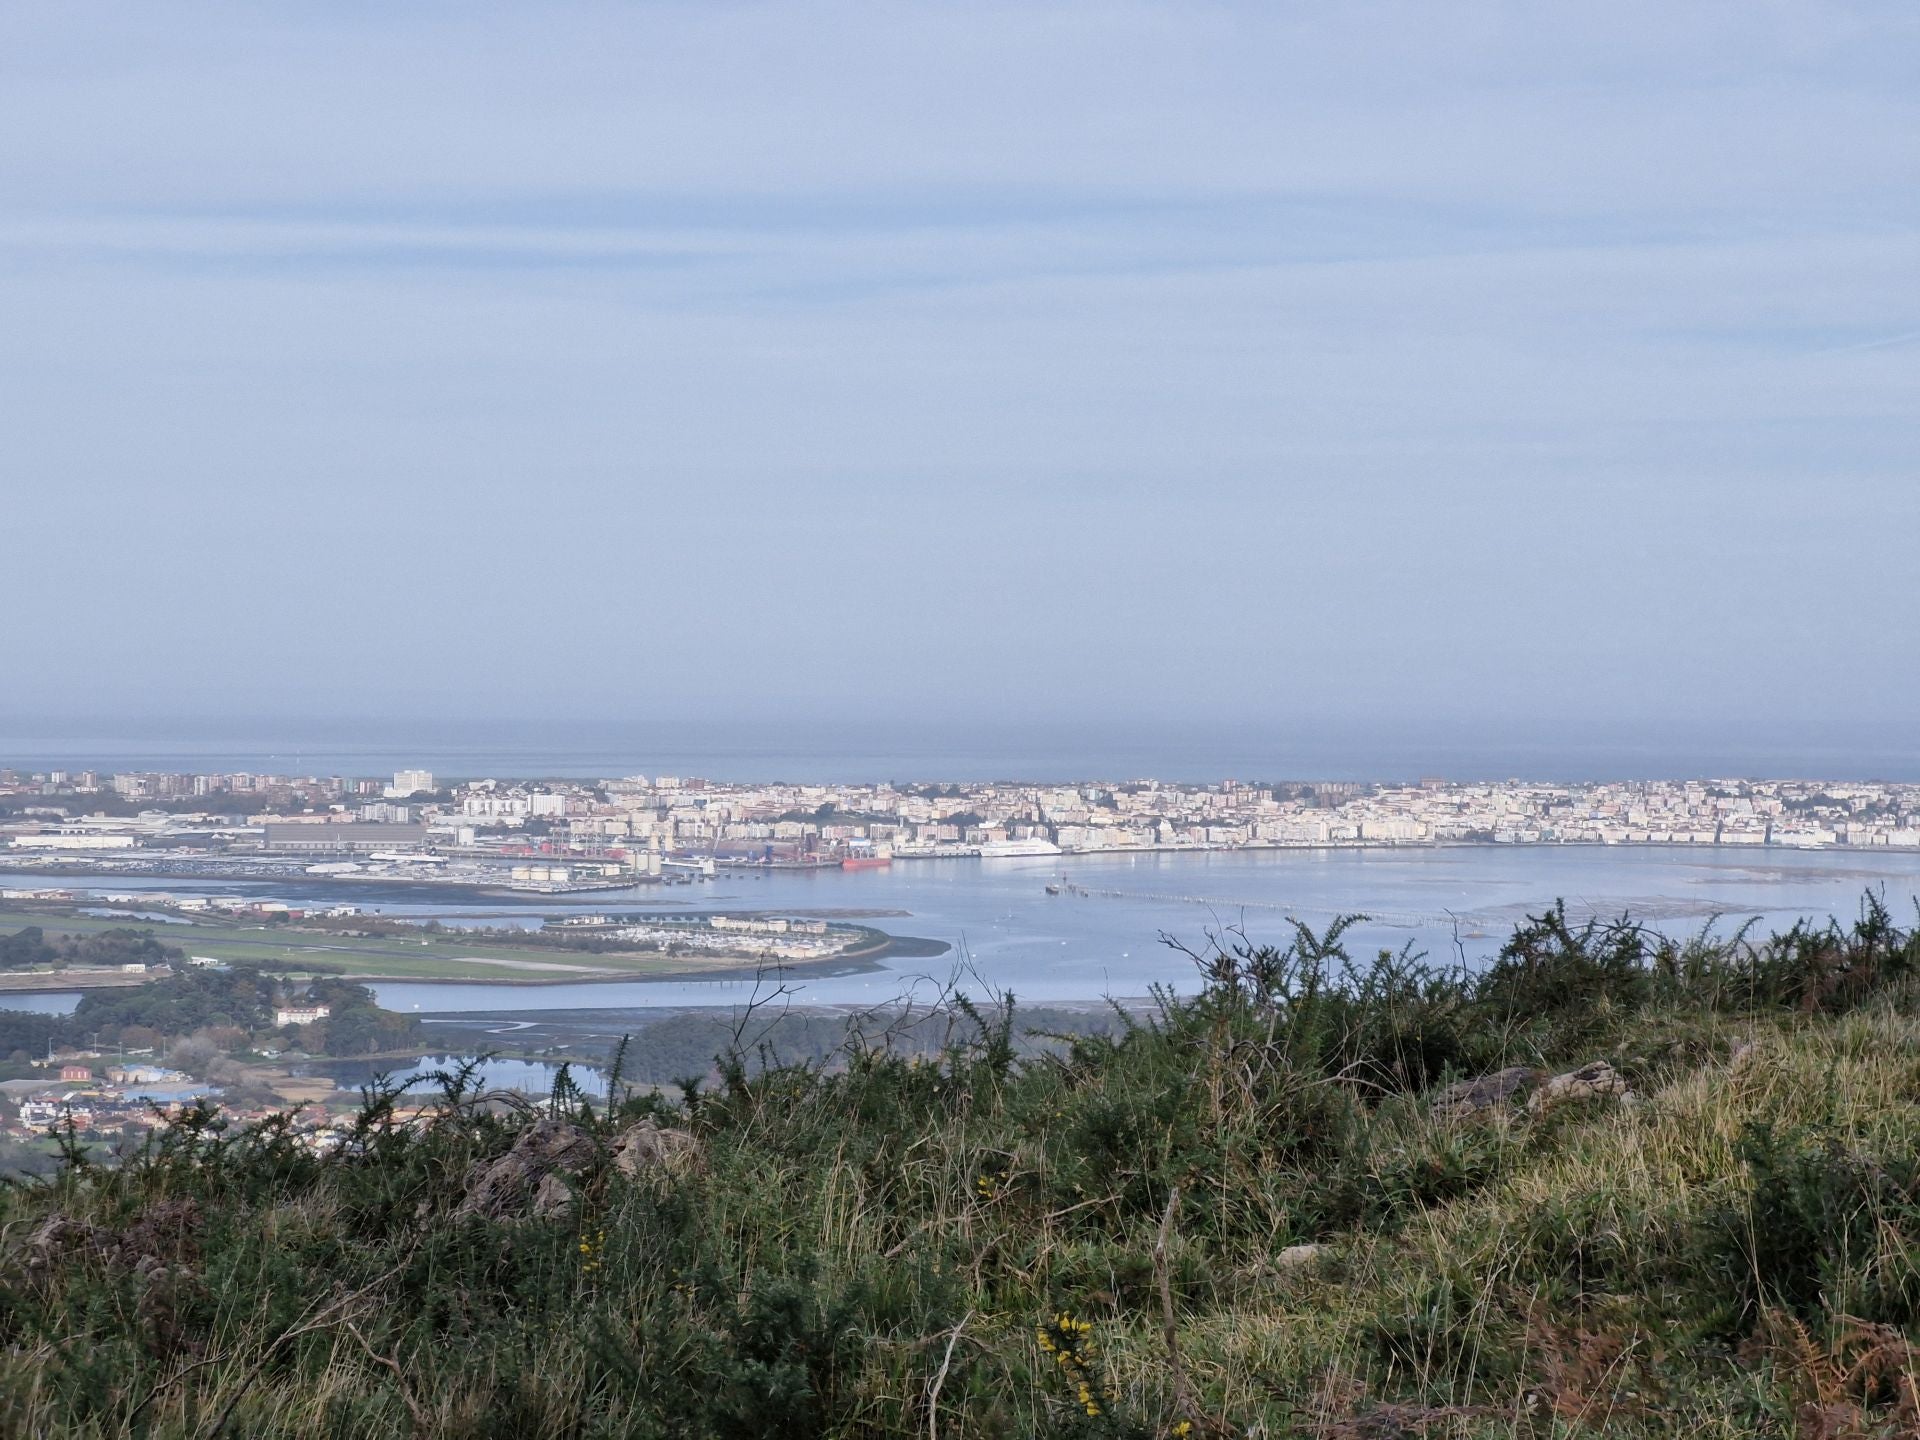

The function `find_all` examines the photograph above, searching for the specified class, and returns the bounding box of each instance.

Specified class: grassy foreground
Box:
[4,899,1920,1437]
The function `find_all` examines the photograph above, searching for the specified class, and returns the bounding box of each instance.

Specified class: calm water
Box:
[296,1054,608,1098]
[7,845,1919,1013]
[0,990,84,1014]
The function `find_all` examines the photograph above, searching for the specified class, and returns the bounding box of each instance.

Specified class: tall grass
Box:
[3,896,1919,1437]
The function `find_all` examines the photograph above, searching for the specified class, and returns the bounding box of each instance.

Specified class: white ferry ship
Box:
[976,838,1063,857]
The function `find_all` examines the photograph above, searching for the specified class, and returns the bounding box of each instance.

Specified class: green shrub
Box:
[6,894,1920,1437]
[1702,1120,1920,1330]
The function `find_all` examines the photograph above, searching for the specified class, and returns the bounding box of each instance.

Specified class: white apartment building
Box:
[387,769,435,798]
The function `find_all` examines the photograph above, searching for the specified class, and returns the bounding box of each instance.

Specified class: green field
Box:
[0,908,857,984]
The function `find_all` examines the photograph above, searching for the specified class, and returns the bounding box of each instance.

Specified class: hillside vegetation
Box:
[0,960,420,1074]
[4,898,1920,1437]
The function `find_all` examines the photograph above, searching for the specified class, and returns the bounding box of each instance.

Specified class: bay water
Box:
[7,844,1919,1012]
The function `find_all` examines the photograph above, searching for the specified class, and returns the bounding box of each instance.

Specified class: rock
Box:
[23,1215,99,1277]
[532,1171,576,1219]
[454,1117,597,1221]
[1527,1060,1632,1116]
[20,1200,202,1289]
[1275,1243,1327,1271]
[612,1117,701,1178]
[448,1116,700,1222]
[1429,1066,1541,1118]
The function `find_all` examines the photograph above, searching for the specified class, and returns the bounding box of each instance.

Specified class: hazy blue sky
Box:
[2,4,1916,749]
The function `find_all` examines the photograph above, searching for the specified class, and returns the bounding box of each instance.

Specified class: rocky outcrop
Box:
[451,1116,703,1222]
[1429,1066,1541,1118]
[1526,1060,1632,1115]
[22,1196,201,1282]
[612,1117,701,1178]
[1429,1061,1636,1120]
[453,1117,597,1221]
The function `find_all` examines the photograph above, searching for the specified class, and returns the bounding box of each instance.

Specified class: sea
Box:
[6,717,1920,784]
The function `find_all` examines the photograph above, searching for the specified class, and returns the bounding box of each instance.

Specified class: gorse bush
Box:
[1711,1119,1920,1330]
[3,894,1920,1437]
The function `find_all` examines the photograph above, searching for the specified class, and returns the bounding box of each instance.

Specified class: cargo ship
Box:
[841,846,893,870]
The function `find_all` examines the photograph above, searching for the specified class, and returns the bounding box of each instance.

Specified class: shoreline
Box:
[8,835,1920,897]
[0,957,892,999]
[0,969,149,993]
[0,930,940,997]
[330,935,927,987]
[336,957,891,988]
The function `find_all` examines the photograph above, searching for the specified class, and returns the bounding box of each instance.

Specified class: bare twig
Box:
[344,1319,432,1434]
[197,1246,418,1438]
[445,1087,536,1115]
[926,1308,973,1440]
[729,962,801,1055]
[1039,1190,1124,1225]
[1154,1184,1203,1429]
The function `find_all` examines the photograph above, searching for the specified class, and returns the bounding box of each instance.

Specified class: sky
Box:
[2,3,1917,762]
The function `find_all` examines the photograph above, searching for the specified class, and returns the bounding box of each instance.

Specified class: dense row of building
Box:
[7,768,1920,889]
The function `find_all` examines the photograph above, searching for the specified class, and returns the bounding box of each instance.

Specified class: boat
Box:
[841,855,892,870]
[977,838,1062,858]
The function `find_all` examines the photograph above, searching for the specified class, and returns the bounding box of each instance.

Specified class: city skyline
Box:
[13,763,1920,865]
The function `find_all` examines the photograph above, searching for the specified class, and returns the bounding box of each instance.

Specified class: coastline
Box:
[0,923,942,996]
[323,926,939,985]
[10,835,1920,898]
[333,949,899,988]
[0,969,148,993]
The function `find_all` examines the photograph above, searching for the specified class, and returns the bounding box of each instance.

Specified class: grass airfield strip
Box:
[0,907,880,984]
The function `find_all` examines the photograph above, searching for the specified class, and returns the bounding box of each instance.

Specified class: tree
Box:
[0,927,54,969]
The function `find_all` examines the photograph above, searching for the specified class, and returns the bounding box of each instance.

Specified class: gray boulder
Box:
[454,1116,597,1221]
[1527,1060,1632,1116]
[612,1117,702,1178]
[1274,1243,1328,1271]
[1429,1066,1541,1118]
